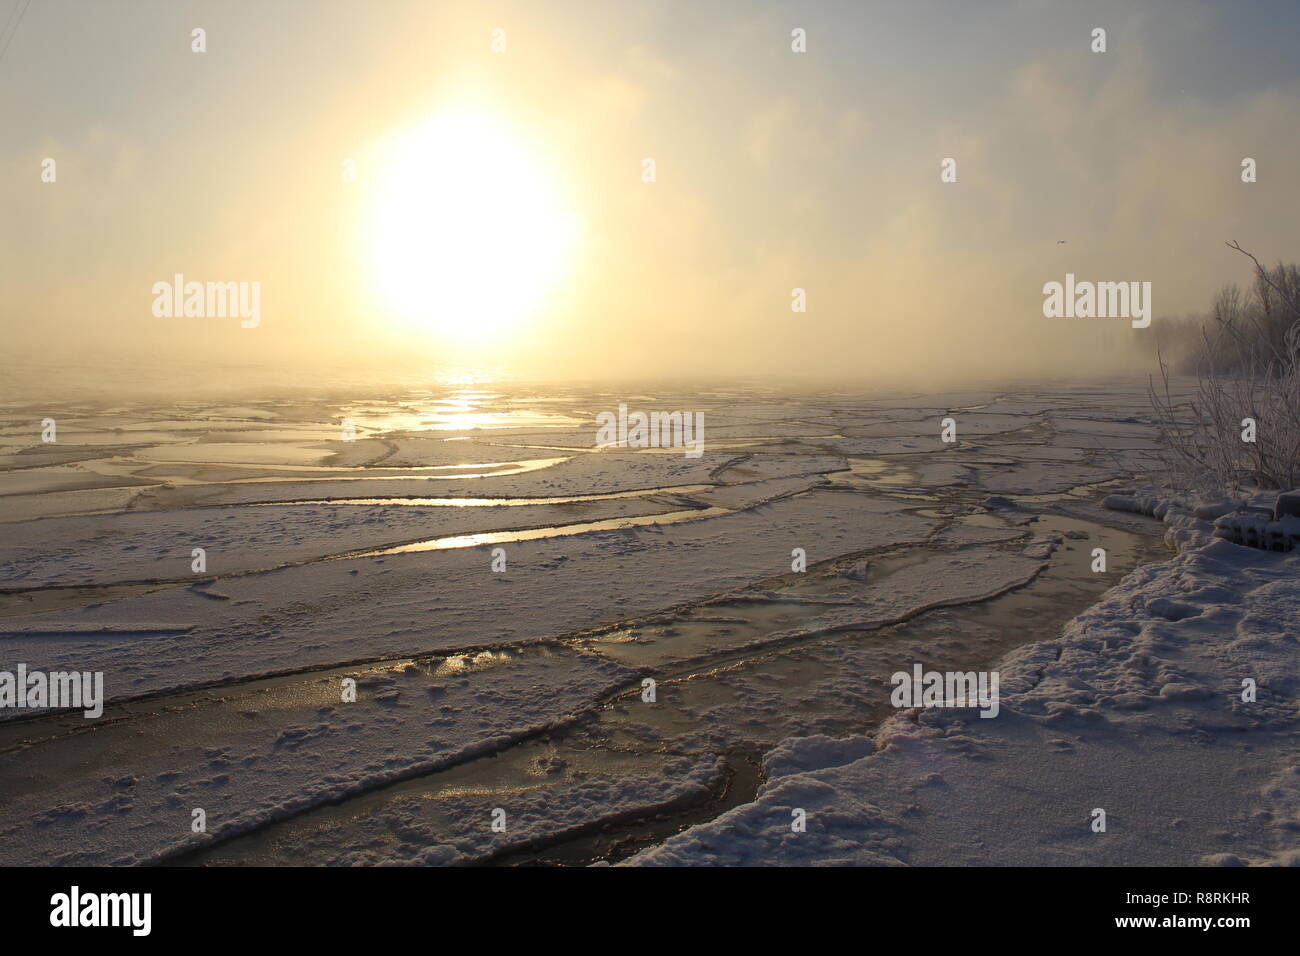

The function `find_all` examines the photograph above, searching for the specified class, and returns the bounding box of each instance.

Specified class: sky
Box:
[2,0,1299,391]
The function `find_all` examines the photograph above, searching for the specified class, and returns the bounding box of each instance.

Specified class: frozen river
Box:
[12,379,1283,867]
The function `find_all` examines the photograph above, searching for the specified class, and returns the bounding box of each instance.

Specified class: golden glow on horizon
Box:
[369,107,579,346]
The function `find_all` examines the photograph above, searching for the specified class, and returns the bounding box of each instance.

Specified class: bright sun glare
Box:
[369,108,578,346]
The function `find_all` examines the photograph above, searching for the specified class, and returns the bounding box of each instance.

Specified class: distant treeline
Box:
[1142,259,1300,376]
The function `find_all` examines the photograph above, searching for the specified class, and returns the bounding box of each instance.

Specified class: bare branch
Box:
[1226,240,1300,318]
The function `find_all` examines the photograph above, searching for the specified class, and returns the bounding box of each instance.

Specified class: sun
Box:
[368,108,579,346]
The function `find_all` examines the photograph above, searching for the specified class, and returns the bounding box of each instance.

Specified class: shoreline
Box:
[626,518,1300,866]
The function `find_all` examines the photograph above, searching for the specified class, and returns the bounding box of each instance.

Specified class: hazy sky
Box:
[3,0,1299,390]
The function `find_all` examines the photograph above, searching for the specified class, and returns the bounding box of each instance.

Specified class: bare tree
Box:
[1149,243,1300,497]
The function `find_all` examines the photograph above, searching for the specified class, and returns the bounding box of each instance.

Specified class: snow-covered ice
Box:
[4,380,1293,867]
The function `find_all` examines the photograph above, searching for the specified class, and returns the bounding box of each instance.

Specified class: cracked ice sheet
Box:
[120,449,828,507]
[975,444,1088,462]
[736,546,1047,631]
[585,541,1050,676]
[208,753,726,866]
[626,538,1300,867]
[0,646,632,866]
[0,496,684,588]
[0,473,827,589]
[710,454,847,484]
[816,436,946,456]
[856,392,1002,410]
[0,489,936,703]
[581,546,1048,751]
[973,461,1125,495]
[482,422,837,445]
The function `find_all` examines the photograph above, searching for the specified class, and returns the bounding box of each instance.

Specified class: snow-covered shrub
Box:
[1149,244,1300,498]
